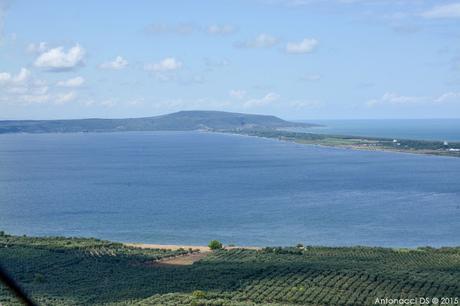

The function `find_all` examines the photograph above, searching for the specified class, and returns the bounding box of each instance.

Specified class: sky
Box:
[0,0,459,120]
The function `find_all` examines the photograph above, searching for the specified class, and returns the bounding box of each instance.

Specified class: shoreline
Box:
[2,233,459,250]
[2,129,458,158]
[122,241,460,251]
[124,242,261,252]
[222,130,460,159]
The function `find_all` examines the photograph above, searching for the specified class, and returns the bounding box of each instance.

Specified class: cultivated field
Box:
[0,234,459,305]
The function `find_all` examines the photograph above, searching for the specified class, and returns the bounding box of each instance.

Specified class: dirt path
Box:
[151,252,210,266]
[124,243,261,266]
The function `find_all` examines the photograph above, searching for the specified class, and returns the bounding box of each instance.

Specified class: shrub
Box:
[208,240,223,250]
[192,290,207,299]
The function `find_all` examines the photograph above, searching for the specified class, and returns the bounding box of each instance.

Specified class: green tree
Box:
[208,240,223,250]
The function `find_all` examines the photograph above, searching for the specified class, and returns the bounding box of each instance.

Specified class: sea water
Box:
[0,131,459,247]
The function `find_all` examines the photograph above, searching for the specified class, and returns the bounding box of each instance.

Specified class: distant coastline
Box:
[295,118,460,142]
[227,129,460,158]
[1,110,459,157]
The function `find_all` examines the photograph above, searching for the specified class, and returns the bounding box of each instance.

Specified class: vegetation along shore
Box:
[1,111,458,158]
[229,129,460,158]
[0,233,459,305]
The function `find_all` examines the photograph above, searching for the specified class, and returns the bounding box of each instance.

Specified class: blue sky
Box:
[0,0,459,120]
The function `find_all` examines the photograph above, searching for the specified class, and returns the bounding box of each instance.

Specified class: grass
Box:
[229,129,460,157]
[1,234,459,305]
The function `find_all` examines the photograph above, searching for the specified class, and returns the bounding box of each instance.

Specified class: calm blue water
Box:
[0,131,459,247]
[301,119,460,141]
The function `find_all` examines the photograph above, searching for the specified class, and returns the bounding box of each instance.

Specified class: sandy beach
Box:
[124,243,211,252]
[124,243,261,253]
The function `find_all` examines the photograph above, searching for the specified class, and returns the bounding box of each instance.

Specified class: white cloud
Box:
[144,57,182,72]
[0,68,82,105]
[244,92,280,108]
[1,76,50,104]
[366,92,427,107]
[435,92,460,103]
[34,44,85,71]
[207,24,235,35]
[99,56,128,70]
[286,38,318,54]
[27,42,48,53]
[56,76,85,88]
[55,91,76,104]
[236,33,278,48]
[421,3,460,19]
[0,72,9,82]
[229,89,247,99]
[14,68,31,83]
[0,68,31,85]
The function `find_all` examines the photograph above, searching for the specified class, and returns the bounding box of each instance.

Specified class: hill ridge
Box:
[0,110,316,134]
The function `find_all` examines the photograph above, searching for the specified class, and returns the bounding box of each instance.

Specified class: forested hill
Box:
[0,111,315,134]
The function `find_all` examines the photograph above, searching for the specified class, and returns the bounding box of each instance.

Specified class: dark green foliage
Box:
[208,240,223,250]
[0,235,459,305]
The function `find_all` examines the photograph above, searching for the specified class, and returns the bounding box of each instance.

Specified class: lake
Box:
[0,131,459,247]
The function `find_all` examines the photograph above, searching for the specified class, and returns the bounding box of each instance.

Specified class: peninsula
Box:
[1,110,459,157]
